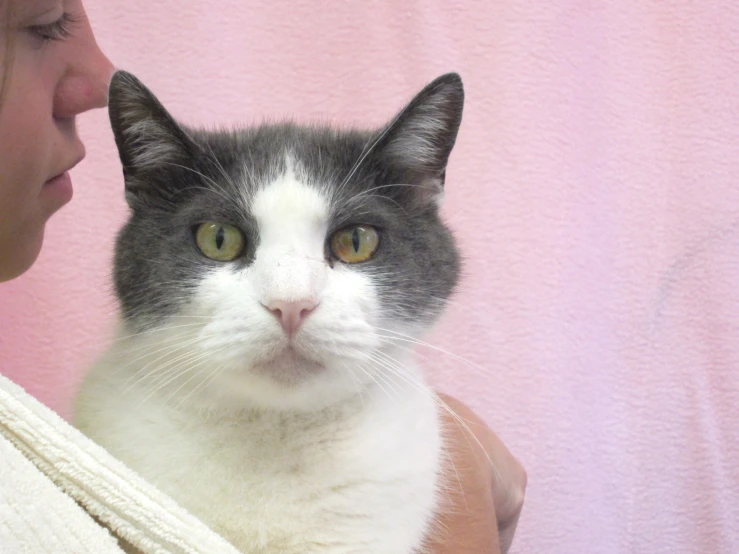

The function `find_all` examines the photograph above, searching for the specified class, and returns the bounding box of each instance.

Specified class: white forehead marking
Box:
[251,158,329,250]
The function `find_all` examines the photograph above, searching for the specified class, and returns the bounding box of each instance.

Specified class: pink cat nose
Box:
[264,299,318,337]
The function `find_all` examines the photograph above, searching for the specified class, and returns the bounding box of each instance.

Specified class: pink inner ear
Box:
[372,75,463,191]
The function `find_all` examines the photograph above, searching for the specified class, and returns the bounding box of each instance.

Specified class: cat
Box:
[73,69,464,553]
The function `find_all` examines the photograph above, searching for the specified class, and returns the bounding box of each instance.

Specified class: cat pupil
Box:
[352,229,360,252]
[215,227,224,250]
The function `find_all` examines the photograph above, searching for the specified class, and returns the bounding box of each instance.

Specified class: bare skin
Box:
[0,0,112,280]
[429,394,526,554]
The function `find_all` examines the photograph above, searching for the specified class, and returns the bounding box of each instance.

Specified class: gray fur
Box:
[109,71,463,331]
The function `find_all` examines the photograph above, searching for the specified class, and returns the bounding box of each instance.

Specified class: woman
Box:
[0,1,525,552]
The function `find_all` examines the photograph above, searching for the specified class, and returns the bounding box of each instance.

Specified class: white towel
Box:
[0,373,241,554]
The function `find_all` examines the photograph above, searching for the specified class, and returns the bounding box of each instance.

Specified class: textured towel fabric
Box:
[0,437,124,554]
[0,374,241,554]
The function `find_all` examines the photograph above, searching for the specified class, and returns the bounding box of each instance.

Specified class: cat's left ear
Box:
[373,73,464,204]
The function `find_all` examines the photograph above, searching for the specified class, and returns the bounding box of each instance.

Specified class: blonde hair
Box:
[0,1,14,110]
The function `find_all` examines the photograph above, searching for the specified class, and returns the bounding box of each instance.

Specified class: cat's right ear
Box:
[108,70,198,207]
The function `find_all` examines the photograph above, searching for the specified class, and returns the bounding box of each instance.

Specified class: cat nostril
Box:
[264,299,318,337]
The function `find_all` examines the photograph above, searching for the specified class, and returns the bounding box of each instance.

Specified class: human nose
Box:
[53,17,115,118]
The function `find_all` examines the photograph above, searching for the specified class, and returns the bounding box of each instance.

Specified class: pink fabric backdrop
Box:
[1,1,738,552]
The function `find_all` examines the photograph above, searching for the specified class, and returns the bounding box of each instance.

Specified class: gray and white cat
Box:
[74,70,464,553]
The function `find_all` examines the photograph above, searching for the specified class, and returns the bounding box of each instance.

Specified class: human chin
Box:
[0,225,45,281]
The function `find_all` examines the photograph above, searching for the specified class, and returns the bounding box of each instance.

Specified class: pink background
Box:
[1,1,738,552]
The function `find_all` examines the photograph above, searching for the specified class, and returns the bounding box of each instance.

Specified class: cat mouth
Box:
[251,346,325,383]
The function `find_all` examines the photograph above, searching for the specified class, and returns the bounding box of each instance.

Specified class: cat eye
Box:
[195,222,245,261]
[330,225,380,264]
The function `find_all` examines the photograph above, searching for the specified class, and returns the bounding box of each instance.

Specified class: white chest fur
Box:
[73,344,442,554]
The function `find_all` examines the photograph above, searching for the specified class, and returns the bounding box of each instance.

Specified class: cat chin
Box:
[197,358,361,413]
[250,347,327,384]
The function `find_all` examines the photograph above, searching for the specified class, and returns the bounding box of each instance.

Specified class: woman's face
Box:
[0,0,113,281]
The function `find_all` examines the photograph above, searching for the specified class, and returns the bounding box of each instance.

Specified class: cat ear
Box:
[374,73,464,204]
[108,70,198,206]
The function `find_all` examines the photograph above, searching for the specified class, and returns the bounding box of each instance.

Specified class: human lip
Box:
[42,151,85,204]
[46,150,86,185]
[42,172,74,205]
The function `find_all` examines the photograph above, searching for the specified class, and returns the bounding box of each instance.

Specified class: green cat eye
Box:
[330,225,380,264]
[195,222,245,261]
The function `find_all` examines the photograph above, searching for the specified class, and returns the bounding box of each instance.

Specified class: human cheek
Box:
[0,111,56,226]
[0,170,47,280]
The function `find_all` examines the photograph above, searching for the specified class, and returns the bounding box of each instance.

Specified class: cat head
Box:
[109,70,463,412]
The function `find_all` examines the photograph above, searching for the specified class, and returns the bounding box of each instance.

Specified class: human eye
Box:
[27,12,82,42]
